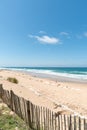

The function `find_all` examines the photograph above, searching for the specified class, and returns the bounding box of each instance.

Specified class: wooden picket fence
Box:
[0,84,87,130]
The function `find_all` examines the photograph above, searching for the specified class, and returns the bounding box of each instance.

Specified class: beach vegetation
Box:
[7,77,18,84]
[0,99,28,130]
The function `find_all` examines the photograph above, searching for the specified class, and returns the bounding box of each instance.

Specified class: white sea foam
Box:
[26,69,87,80]
[1,67,87,80]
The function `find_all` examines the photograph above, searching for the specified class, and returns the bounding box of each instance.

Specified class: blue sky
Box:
[0,0,87,67]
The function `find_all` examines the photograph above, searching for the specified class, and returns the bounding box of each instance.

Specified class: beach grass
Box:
[7,77,18,84]
[0,99,28,130]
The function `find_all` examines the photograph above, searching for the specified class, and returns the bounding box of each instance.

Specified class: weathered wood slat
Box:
[84,118,87,130]
[40,106,43,130]
[52,111,54,130]
[47,108,50,130]
[0,84,3,98]
[54,113,56,130]
[62,115,65,130]
[57,115,60,130]
[71,115,74,130]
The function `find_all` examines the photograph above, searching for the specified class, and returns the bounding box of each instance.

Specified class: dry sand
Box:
[0,69,87,117]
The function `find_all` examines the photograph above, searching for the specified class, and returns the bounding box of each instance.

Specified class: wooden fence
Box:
[0,84,87,130]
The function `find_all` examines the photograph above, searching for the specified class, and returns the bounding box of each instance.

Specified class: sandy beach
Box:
[0,69,87,117]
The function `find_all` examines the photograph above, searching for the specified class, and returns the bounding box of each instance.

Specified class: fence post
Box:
[10,90,14,111]
[27,100,32,129]
[0,84,3,98]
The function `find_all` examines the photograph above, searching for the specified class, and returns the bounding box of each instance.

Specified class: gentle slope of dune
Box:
[0,70,87,117]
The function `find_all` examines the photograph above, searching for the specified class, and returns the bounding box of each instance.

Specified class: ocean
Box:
[1,67,87,80]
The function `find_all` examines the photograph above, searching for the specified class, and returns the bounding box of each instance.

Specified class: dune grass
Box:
[7,77,18,84]
[0,99,28,130]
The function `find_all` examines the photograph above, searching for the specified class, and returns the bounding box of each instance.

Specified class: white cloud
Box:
[83,32,87,37]
[29,35,60,44]
[60,32,69,36]
[36,35,59,44]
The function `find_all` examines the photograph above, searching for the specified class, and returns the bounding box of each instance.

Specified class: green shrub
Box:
[7,77,18,84]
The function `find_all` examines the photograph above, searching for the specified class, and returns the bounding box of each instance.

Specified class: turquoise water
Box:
[2,67,87,80]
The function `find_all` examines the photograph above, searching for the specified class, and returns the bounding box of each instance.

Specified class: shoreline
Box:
[13,69,87,84]
[27,71,87,84]
[1,68,87,84]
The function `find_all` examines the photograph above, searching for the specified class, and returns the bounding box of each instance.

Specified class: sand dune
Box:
[0,70,87,117]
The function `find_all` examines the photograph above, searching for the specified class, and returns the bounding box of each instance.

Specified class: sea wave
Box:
[26,69,87,80]
[1,67,87,80]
